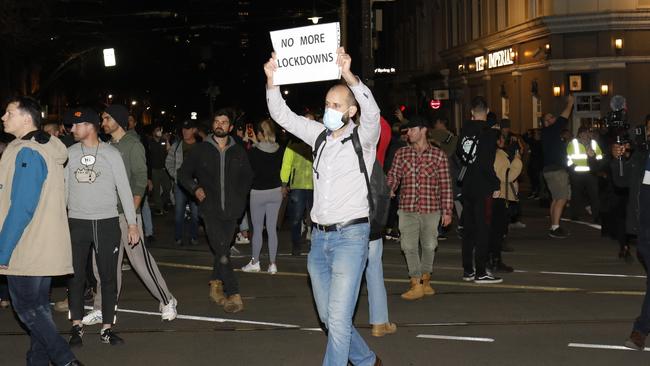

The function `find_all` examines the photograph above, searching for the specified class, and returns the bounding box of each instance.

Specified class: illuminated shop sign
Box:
[473,48,515,72]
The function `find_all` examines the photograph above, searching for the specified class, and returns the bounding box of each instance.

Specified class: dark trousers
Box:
[0,275,8,300]
[288,189,313,252]
[151,168,171,210]
[8,275,76,366]
[570,172,599,221]
[634,185,650,335]
[462,194,493,276]
[68,218,120,324]
[489,198,508,261]
[204,217,239,296]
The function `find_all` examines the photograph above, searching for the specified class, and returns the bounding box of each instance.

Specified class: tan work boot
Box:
[53,298,68,312]
[401,277,424,300]
[223,294,244,313]
[421,273,435,296]
[371,322,397,337]
[209,280,226,305]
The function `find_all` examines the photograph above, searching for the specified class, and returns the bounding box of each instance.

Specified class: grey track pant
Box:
[250,187,283,264]
[93,214,173,311]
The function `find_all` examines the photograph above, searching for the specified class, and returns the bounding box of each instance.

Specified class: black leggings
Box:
[68,218,120,324]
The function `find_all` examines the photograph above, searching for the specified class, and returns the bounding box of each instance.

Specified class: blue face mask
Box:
[323,108,345,131]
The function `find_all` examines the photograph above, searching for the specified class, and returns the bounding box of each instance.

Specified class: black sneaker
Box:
[548,227,569,239]
[100,328,124,345]
[474,274,503,284]
[68,325,83,347]
[462,272,475,282]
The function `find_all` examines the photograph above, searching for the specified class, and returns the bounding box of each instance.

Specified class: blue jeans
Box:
[174,183,199,241]
[289,189,313,250]
[366,238,388,325]
[7,276,76,366]
[308,222,376,366]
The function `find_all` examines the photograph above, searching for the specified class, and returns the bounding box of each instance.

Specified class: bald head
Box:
[327,84,357,108]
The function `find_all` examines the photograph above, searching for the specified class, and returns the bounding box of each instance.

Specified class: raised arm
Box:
[560,94,575,120]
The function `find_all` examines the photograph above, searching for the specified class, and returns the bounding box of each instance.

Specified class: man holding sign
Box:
[265,45,381,365]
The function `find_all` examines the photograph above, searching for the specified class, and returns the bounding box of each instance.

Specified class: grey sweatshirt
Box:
[66,142,137,225]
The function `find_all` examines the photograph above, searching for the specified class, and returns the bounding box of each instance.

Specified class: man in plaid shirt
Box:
[387,115,453,300]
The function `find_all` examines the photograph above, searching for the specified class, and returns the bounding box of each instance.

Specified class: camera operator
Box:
[612,117,650,350]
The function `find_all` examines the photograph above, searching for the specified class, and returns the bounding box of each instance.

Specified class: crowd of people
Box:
[0,47,649,365]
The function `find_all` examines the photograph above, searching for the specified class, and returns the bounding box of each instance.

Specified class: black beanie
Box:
[105,105,129,130]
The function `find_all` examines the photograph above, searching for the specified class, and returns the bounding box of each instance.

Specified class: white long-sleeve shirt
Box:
[266,81,380,225]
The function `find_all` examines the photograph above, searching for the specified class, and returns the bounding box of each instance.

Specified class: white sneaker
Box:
[235,232,250,244]
[241,260,260,272]
[508,221,527,229]
[81,310,103,326]
[267,264,278,274]
[160,297,178,321]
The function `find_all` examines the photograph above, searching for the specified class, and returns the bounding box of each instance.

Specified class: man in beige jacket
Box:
[0,96,83,365]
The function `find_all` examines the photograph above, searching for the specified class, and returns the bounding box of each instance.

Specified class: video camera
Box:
[603,95,648,150]
[603,95,629,129]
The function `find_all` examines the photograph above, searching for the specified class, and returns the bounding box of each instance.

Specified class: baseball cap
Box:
[400,115,431,130]
[181,120,197,129]
[63,108,100,126]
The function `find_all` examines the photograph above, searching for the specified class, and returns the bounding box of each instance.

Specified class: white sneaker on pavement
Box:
[81,310,103,326]
[160,297,178,321]
[241,260,260,272]
[267,264,278,274]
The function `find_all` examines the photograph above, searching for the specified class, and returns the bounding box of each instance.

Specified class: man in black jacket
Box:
[457,96,502,284]
[179,108,253,313]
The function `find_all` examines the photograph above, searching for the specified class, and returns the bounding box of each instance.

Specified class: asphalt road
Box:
[1,199,649,365]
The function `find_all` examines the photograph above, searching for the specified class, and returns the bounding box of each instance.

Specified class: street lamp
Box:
[103,48,116,67]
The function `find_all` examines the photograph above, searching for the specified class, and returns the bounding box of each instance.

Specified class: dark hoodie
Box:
[179,135,253,220]
[457,120,500,197]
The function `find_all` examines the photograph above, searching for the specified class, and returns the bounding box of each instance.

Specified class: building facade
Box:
[376,0,650,134]
[443,0,650,134]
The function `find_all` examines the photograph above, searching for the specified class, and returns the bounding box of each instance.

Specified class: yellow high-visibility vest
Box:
[566,138,603,172]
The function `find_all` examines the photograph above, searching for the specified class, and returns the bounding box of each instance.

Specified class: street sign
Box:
[270,22,341,85]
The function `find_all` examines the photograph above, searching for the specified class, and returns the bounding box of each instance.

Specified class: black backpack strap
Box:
[312,129,328,180]
[350,127,374,212]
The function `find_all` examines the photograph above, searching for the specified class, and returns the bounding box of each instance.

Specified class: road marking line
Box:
[568,342,650,351]
[537,271,645,279]
[155,262,643,295]
[82,305,300,328]
[590,291,645,296]
[417,334,494,343]
[561,218,602,230]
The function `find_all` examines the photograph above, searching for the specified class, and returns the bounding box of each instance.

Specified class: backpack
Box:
[456,134,479,184]
[313,126,390,241]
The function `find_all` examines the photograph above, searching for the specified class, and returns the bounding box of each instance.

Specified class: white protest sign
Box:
[270,22,340,86]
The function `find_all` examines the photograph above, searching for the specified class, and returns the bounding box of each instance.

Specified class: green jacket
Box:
[112,130,148,213]
[280,141,313,190]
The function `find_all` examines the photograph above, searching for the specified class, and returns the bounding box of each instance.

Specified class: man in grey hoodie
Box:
[81,105,177,326]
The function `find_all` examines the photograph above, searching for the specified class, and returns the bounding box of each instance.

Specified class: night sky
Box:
[0,0,361,126]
